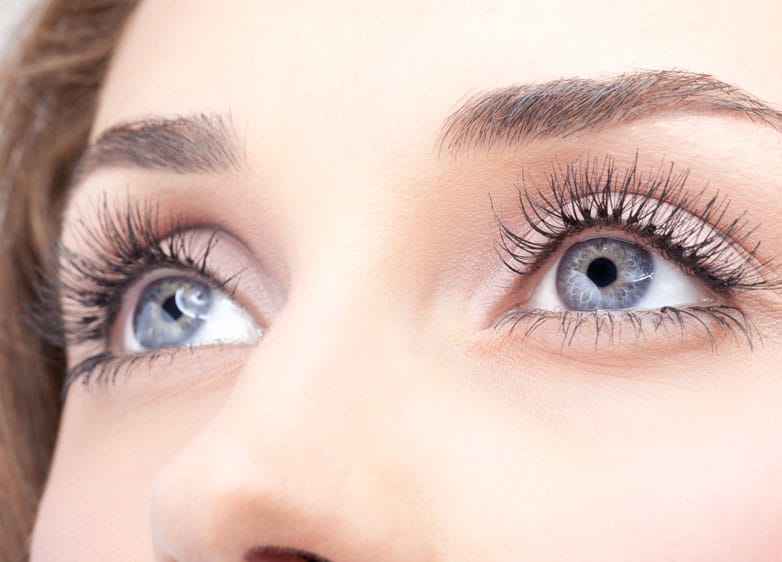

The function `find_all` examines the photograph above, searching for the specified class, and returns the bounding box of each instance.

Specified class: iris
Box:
[133,277,212,349]
[555,238,654,310]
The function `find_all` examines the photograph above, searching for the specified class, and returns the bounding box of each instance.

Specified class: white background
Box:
[0,0,36,56]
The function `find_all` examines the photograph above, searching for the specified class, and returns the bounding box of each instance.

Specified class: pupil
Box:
[161,294,183,321]
[586,257,618,288]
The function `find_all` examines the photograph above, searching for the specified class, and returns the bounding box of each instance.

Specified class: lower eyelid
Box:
[63,345,253,397]
[491,304,758,357]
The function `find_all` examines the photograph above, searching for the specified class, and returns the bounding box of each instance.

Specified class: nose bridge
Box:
[229,290,409,464]
[149,298,435,562]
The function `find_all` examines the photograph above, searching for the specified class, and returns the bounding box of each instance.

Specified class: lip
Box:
[244,546,332,562]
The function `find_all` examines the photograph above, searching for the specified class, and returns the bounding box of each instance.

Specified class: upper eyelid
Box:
[493,155,781,295]
[50,223,256,392]
[41,198,229,345]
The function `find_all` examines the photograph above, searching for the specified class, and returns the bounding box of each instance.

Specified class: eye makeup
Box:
[492,154,781,350]
[32,196,255,393]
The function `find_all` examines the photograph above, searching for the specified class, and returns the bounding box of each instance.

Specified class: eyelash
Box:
[34,156,779,393]
[493,154,779,348]
[33,197,237,393]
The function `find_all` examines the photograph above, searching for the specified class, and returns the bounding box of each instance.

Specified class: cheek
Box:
[32,469,153,561]
[421,355,782,560]
[598,418,782,560]
[30,379,235,561]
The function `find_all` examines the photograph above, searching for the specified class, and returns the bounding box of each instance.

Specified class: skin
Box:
[31,0,782,560]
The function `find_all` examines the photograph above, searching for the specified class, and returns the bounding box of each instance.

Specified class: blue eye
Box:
[121,274,261,353]
[529,236,711,312]
[133,277,212,349]
[555,238,654,310]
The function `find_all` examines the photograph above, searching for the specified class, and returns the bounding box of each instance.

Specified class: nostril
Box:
[244,546,333,562]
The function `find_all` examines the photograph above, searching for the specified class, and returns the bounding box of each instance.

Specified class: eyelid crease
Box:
[28,193,246,395]
[493,153,782,296]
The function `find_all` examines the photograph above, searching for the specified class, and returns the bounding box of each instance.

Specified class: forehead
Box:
[94,0,781,147]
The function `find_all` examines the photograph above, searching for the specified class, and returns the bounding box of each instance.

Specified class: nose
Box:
[148,308,435,562]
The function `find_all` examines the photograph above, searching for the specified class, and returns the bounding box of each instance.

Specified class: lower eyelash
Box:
[495,305,758,352]
[64,348,184,393]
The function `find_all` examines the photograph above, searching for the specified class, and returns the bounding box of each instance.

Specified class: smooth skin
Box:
[32,1,782,560]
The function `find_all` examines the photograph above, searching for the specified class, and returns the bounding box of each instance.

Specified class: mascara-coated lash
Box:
[492,154,779,350]
[31,196,237,392]
[495,154,779,294]
[494,305,759,352]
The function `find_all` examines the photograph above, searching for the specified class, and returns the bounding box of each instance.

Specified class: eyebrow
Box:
[73,112,244,182]
[73,71,781,182]
[439,70,782,154]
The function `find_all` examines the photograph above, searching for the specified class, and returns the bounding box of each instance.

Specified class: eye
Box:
[117,272,261,353]
[528,236,712,311]
[487,157,774,350]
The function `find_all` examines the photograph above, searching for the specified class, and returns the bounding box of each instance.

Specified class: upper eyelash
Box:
[30,195,233,391]
[494,153,781,295]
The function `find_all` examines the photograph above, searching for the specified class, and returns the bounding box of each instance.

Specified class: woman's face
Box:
[31,1,782,560]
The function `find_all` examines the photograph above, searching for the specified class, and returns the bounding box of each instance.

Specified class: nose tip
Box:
[149,422,434,562]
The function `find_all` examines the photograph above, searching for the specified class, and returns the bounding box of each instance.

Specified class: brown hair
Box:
[0,2,137,560]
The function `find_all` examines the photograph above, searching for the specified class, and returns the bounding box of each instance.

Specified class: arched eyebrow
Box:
[71,71,781,186]
[72,112,244,183]
[439,70,782,155]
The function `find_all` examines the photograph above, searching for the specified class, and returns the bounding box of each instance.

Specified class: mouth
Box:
[244,546,333,562]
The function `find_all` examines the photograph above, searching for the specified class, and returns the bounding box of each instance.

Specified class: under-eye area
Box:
[489,154,781,351]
